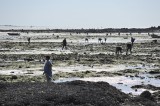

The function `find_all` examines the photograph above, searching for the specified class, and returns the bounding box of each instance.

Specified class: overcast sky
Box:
[0,0,160,28]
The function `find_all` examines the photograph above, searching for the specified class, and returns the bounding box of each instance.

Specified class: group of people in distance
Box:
[43,37,135,83]
[116,37,135,55]
[25,37,67,83]
[85,38,107,43]
[27,37,67,50]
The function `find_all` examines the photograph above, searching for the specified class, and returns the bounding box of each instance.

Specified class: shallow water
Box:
[54,74,160,95]
[0,69,43,76]
[53,63,160,95]
[1,32,159,43]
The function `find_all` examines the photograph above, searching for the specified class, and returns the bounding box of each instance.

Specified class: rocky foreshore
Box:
[0,31,160,106]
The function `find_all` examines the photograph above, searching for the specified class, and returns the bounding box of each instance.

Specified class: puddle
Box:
[0,69,43,76]
[53,63,158,73]
[1,49,73,55]
[54,77,80,83]
[52,64,127,73]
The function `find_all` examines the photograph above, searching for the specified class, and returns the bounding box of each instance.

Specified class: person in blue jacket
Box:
[43,56,52,82]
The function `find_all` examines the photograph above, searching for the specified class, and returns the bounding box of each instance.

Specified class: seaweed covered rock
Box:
[0,81,129,106]
[0,81,159,106]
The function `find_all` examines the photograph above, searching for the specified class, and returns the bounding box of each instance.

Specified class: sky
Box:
[0,0,160,29]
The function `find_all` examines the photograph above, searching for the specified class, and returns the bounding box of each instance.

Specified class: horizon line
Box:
[0,25,160,29]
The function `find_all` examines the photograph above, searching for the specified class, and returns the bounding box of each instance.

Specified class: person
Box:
[126,43,132,55]
[85,38,89,42]
[131,37,135,46]
[152,39,157,44]
[98,38,102,43]
[43,56,52,82]
[28,37,30,45]
[115,46,122,55]
[104,38,107,43]
[62,38,67,50]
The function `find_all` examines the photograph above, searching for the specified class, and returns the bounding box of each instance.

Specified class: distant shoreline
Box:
[0,25,160,33]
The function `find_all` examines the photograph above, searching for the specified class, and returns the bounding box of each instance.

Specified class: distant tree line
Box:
[0,26,160,33]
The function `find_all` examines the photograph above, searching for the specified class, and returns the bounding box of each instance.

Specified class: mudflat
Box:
[0,31,160,105]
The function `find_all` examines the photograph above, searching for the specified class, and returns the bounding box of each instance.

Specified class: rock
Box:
[19,65,22,68]
[11,75,18,80]
[131,85,143,88]
[26,66,30,68]
[132,84,160,91]
[24,58,34,62]
[149,69,160,74]
[0,77,6,81]
[25,72,34,75]
[84,71,91,74]
[140,91,153,100]
[155,75,160,79]
[117,83,123,84]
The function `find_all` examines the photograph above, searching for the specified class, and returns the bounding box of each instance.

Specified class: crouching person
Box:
[126,43,132,55]
[43,56,53,83]
[152,40,157,44]
[116,46,122,55]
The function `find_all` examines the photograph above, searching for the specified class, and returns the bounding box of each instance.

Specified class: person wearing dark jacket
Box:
[62,38,67,50]
[131,37,135,46]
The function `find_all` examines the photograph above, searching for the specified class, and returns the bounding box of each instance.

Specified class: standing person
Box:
[131,37,135,46]
[28,37,31,45]
[43,56,52,83]
[62,38,67,50]
[104,38,107,43]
